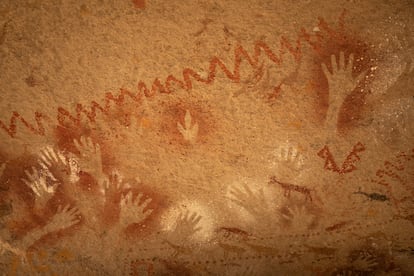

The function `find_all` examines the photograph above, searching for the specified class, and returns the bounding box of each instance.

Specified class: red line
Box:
[0,20,330,138]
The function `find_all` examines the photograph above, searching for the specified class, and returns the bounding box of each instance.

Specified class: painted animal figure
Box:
[269,176,313,201]
[353,188,389,202]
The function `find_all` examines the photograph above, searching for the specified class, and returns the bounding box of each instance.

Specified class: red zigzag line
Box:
[0,34,311,138]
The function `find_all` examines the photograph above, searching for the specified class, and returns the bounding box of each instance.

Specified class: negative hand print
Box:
[281,205,314,231]
[177,110,199,144]
[270,144,304,182]
[46,205,81,232]
[173,211,202,237]
[322,52,368,132]
[322,51,367,101]
[101,170,127,196]
[38,146,67,171]
[119,191,153,228]
[22,167,57,210]
[351,253,378,271]
[38,146,72,184]
[73,136,103,180]
[229,184,271,218]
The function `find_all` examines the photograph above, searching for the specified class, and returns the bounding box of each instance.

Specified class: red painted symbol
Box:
[317,142,365,174]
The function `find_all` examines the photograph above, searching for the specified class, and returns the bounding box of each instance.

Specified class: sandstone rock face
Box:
[0,0,413,274]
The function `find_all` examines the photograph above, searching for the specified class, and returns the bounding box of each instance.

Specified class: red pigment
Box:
[159,99,216,147]
[303,11,380,133]
[132,0,145,9]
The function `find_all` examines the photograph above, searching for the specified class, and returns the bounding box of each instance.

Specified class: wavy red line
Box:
[0,23,324,138]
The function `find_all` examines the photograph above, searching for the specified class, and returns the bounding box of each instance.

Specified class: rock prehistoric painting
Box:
[0,0,413,274]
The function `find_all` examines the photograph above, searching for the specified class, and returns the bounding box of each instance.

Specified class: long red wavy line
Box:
[0,17,341,138]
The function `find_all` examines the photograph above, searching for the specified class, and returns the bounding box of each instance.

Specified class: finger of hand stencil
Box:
[110,171,119,185]
[177,122,185,134]
[39,153,52,167]
[347,53,354,73]
[242,183,254,197]
[40,148,52,164]
[43,168,57,182]
[189,212,197,222]
[331,54,338,73]
[101,177,109,190]
[139,198,152,210]
[46,147,58,163]
[86,137,93,150]
[47,182,59,193]
[230,198,245,207]
[143,208,153,218]
[25,180,40,196]
[124,191,133,205]
[229,188,245,200]
[321,63,331,80]
[281,213,292,220]
[38,160,50,171]
[94,143,101,155]
[134,192,143,204]
[69,218,81,226]
[68,207,80,217]
[61,204,71,214]
[47,146,59,163]
[25,167,37,182]
[339,51,345,70]
[193,226,202,233]
[73,138,82,151]
[22,178,31,188]
[184,110,192,129]
[291,147,299,160]
[38,178,49,192]
[120,194,126,207]
[183,210,190,221]
[193,215,202,225]
[285,206,294,216]
[80,136,87,149]
[117,180,125,190]
[57,151,67,164]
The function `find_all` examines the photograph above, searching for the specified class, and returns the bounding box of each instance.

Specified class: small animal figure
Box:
[269,176,313,201]
[353,188,389,202]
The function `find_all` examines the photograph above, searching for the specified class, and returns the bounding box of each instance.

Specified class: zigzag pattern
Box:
[0,15,345,138]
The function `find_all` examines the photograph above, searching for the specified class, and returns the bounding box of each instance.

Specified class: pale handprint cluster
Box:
[11,145,82,253]
[0,135,157,262]
[322,51,367,133]
[229,179,316,232]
